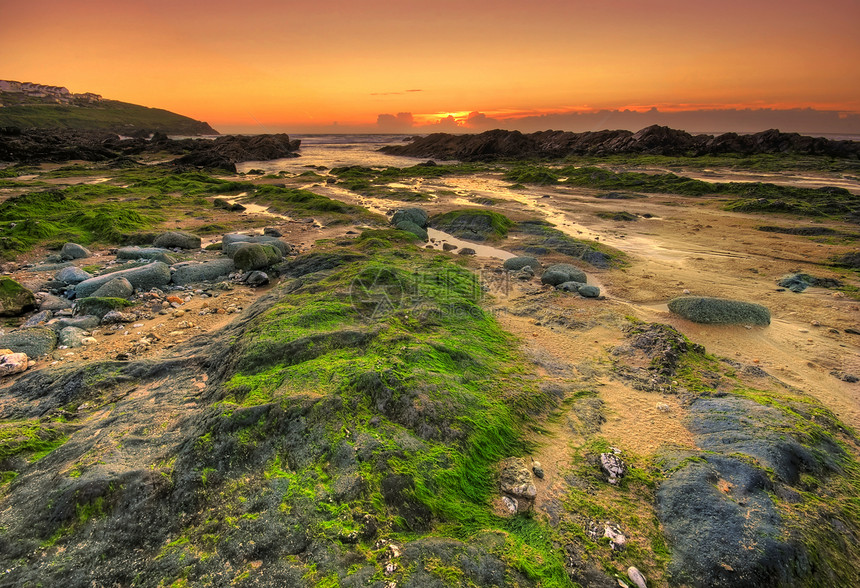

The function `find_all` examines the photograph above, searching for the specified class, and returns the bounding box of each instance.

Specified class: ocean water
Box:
[235,134,427,173]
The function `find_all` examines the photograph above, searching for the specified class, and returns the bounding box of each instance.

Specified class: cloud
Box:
[463,111,501,129]
[376,112,415,130]
[371,89,423,96]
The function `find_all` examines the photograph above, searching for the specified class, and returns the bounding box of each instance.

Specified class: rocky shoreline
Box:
[380,125,860,161]
[0,127,301,171]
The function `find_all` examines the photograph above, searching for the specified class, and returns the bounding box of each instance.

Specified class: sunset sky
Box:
[3,0,860,134]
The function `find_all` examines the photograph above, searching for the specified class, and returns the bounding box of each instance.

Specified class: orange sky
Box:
[2,0,859,133]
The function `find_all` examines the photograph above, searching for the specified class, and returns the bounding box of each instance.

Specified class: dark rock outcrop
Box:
[380,125,860,161]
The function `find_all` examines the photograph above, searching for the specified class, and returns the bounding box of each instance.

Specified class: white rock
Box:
[604,523,627,551]
[502,496,518,513]
[627,566,647,588]
[0,352,28,376]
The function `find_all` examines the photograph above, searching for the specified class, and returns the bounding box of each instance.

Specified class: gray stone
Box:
[116,246,177,265]
[39,293,72,311]
[0,327,57,358]
[391,207,429,229]
[246,271,270,287]
[153,230,201,249]
[557,281,585,292]
[541,263,587,286]
[25,262,71,273]
[442,243,458,251]
[578,284,601,298]
[53,315,100,331]
[668,296,771,326]
[502,496,518,514]
[90,277,134,299]
[74,262,171,298]
[59,326,89,348]
[532,462,545,479]
[223,234,290,256]
[21,310,53,328]
[171,259,235,285]
[101,310,137,324]
[504,256,542,271]
[233,243,270,271]
[55,266,93,285]
[60,242,91,260]
[0,278,36,317]
[603,523,627,551]
[600,452,626,484]
[263,227,282,237]
[458,247,477,256]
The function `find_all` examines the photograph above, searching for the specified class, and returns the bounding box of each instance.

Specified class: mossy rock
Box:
[0,278,36,317]
[540,263,587,286]
[233,243,270,271]
[0,327,57,358]
[503,256,541,272]
[394,220,428,241]
[429,210,513,242]
[153,230,201,249]
[74,297,134,319]
[668,296,771,325]
[391,207,429,229]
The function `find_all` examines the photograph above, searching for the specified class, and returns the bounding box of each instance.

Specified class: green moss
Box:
[0,420,68,462]
[74,297,134,318]
[430,209,514,242]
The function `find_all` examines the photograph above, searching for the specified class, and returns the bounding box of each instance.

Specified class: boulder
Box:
[391,207,429,229]
[153,230,201,249]
[503,256,541,272]
[39,293,72,311]
[0,278,36,317]
[21,310,53,328]
[246,271,270,287]
[0,327,57,358]
[0,352,28,376]
[101,310,136,324]
[578,284,601,298]
[668,296,771,326]
[55,266,93,285]
[263,227,282,237]
[233,243,270,271]
[116,246,177,265]
[458,247,476,256]
[627,567,647,588]
[222,234,290,256]
[59,326,89,348]
[74,262,171,298]
[557,281,584,292]
[171,259,235,285]
[394,220,428,241]
[74,297,133,319]
[53,315,100,332]
[541,263,587,286]
[90,277,134,299]
[60,242,91,260]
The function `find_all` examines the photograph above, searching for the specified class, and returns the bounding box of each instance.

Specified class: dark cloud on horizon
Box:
[374,107,860,136]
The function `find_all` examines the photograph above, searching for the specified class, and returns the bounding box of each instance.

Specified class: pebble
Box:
[0,352,29,376]
[627,566,647,588]
[532,462,544,479]
[600,452,627,485]
[502,496,518,513]
[656,402,670,412]
[81,337,97,345]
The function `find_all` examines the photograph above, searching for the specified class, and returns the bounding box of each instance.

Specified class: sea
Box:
[234,134,425,173]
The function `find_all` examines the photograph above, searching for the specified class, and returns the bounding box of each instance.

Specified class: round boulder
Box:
[392,207,429,229]
[90,277,135,299]
[541,263,587,287]
[578,284,600,298]
[171,259,235,285]
[59,326,89,348]
[668,296,771,326]
[60,242,91,260]
[153,231,202,250]
[233,243,270,271]
[0,278,36,317]
[74,262,171,298]
[55,266,93,285]
[504,256,542,272]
